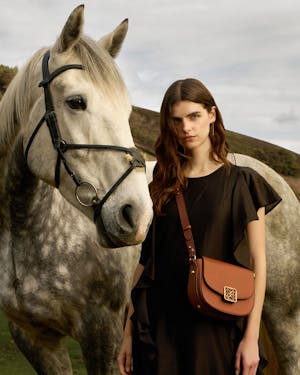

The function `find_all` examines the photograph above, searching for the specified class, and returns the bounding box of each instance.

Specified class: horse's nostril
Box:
[122,204,134,229]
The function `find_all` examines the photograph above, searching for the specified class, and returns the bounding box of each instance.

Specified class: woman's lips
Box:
[183,136,195,142]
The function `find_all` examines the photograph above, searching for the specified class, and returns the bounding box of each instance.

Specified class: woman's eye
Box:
[66,96,87,110]
[190,113,200,120]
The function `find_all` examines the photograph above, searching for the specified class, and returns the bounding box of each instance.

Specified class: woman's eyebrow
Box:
[188,111,201,115]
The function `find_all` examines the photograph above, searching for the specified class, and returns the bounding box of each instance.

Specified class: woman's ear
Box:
[210,106,216,123]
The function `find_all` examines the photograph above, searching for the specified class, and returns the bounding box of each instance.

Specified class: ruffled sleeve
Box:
[232,166,281,267]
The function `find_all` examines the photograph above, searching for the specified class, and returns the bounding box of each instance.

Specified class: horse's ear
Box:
[98,19,128,58]
[53,4,84,54]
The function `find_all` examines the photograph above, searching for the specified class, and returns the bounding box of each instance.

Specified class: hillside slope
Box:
[129,106,300,199]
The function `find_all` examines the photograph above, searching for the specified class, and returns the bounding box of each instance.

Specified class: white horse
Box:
[230,154,300,375]
[145,155,300,375]
[0,5,152,375]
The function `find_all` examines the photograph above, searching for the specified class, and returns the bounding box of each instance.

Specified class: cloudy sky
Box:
[1,0,299,153]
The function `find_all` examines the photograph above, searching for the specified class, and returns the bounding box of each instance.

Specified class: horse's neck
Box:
[5,137,97,255]
[1,135,51,227]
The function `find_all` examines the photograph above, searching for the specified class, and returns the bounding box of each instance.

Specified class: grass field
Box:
[0,311,86,374]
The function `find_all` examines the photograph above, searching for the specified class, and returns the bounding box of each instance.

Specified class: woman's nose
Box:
[182,119,191,133]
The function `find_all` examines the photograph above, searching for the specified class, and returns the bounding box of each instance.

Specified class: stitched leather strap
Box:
[175,190,196,260]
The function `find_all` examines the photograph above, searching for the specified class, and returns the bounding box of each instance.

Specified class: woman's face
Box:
[171,100,216,152]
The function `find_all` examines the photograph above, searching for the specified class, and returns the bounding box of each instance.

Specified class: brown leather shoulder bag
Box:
[175,190,255,320]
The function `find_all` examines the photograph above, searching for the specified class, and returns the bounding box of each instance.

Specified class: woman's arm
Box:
[118,263,145,375]
[235,207,266,375]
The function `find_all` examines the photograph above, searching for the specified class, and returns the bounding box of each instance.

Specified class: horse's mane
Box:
[0,35,126,157]
[0,49,41,156]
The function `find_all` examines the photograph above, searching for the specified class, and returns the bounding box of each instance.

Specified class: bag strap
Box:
[175,190,196,260]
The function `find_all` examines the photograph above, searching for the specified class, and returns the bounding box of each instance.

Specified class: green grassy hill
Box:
[130,106,300,199]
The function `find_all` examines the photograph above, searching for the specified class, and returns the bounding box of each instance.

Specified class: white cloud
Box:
[0,0,299,153]
[275,109,299,125]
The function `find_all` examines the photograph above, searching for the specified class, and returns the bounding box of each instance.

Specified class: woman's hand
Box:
[118,331,133,375]
[235,336,260,375]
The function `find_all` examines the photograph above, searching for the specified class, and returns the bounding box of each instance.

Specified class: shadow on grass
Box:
[0,311,86,374]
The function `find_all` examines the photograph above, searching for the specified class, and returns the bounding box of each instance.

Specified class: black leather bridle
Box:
[25,50,145,221]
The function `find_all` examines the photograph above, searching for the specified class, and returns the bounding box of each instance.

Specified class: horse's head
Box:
[21,5,153,247]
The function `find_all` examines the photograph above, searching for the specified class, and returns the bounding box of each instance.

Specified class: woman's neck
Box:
[184,146,223,177]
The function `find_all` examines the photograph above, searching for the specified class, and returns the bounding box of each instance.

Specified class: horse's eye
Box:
[66,96,87,110]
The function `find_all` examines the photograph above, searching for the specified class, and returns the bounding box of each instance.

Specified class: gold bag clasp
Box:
[224,286,237,303]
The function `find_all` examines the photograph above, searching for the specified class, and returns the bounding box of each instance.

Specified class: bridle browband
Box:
[25,50,145,221]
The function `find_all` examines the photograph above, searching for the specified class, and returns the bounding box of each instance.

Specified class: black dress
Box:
[131,164,281,375]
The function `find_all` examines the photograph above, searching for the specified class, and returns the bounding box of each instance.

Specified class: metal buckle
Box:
[224,286,237,303]
[75,182,99,207]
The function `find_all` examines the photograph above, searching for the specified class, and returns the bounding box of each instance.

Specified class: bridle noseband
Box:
[25,50,145,221]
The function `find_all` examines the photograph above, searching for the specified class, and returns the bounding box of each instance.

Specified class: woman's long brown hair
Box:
[150,78,230,215]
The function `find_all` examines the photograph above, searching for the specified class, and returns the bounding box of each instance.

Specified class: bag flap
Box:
[201,256,255,300]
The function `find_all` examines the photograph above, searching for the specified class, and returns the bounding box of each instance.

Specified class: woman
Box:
[118,78,281,375]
